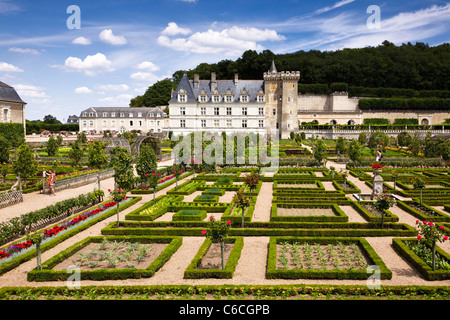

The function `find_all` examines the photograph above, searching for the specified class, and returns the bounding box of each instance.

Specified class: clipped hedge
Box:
[271,203,348,223]
[184,237,244,279]
[172,210,207,222]
[397,201,450,222]
[392,238,450,281]
[351,201,399,223]
[27,236,182,281]
[266,237,392,280]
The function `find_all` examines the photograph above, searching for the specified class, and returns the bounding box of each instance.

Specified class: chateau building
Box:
[79,107,167,134]
[167,60,450,139]
[0,81,27,130]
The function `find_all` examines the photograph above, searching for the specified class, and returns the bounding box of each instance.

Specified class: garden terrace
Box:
[271,203,348,223]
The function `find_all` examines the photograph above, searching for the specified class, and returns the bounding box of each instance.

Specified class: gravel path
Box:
[0,164,449,289]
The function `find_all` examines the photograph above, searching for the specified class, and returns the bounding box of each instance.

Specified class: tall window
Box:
[179,94,187,102]
[201,120,206,128]
[214,120,219,127]
[226,107,232,116]
[227,120,232,127]
[259,120,264,128]
[180,107,185,115]
[241,107,247,116]
[214,107,219,116]
[180,119,186,128]
[242,120,247,128]
[259,107,264,116]
[201,107,206,116]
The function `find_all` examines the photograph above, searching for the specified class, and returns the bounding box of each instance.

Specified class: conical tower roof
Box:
[268,59,277,73]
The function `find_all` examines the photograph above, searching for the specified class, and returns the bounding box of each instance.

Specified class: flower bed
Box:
[392,238,450,280]
[130,171,192,194]
[172,210,207,221]
[184,237,243,279]
[271,203,348,222]
[267,237,392,280]
[193,194,219,203]
[397,201,450,222]
[27,236,182,281]
[351,201,399,223]
[0,197,141,276]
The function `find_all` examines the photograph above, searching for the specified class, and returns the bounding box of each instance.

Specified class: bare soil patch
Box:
[197,243,233,269]
[277,208,335,216]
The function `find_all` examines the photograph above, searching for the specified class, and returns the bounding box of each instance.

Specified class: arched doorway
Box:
[421,119,429,125]
[348,120,355,125]
[330,120,337,125]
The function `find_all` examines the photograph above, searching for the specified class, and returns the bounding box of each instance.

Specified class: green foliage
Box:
[0,123,25,147]
[12,144,38,186]
[68,141,84,166]
[135,144,157,181]
[359,98,450,111]
[397,132,412,147]
[0,136,10,163]
[358,132,367,146]
[368,131,389,150]
[312,139,327,165]
[330,82,348,92]
[363,118,390,125]
[393,118,419,125]
[335,137,346,155]
[87,141,108,169]
[25,121,78,134]
[347,140,362,163]
[298,83,329,95]
[109,146,134,190]
[45,136,59,156]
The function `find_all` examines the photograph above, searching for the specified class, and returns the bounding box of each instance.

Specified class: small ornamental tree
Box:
[171,165,183,190]
[373,190,396,229]
[233,189,251,228]
[201,216,232,270]
[27,232,44,271]
[312,139,328,167]
[146,172,160,204]
[68,141,84,168]
[412,176,426,206]
[391,169,399,191]
[46,135,59,156]
[416,220,449,271]
[12,144,39,188]
[339,169,349,190]
[135,144,157,182]
[243,171,260,202]
[110,146,134,191]
[87,140,108,169]
[109,188,127,226]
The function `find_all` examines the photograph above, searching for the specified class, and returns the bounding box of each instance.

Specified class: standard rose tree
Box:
[202,216,231,270]
[416,220,448,271]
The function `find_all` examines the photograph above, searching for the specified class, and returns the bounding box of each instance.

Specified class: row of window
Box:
[179,119,264,128]
[178,94,264,103]
[179,107,266,116]
[81,119,162,127]
[81,112,163,118]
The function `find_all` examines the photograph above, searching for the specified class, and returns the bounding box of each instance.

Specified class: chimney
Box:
[194,74,199,88]
[234,73,238,85]
[211,72,216,91]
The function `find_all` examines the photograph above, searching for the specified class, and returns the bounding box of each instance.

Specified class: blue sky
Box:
[0,0,449,121]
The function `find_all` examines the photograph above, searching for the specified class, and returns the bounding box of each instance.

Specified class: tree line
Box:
[130,40,450,108]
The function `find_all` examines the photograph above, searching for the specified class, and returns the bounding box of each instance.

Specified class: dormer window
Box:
[225,95,232,103]
[212,95,221,103]
[103,112,108,117]
[120,113,125,117]
[198,88,208,103]
[129,113,133,117]
[240,88,249,103]
[89,112,94,117]
[82,112,87,117]
[137,112,142,117]
[178,88,187,103]
[241,95,248,103]
[257,95,264,103]
[111,112,116,117]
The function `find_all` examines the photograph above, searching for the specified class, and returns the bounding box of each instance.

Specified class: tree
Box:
[146,172,160,204]
[347,140,362,164]
[397,132,412,147]
[234,189,251,228]
[109,146,134,190]
[135,144,157,182]
[68,141,84,167]
[12,144,39,187]
[358,132,367,146]
[243,171,260,202]
[87,141,108,169]
[312,139,328,166]
[0,136,10,163]
[409,135,422,156]
[138,78,174,108]
[202,216,232,270]
[335,137,347,155]
[46,136,59,156]
[373,190,396,229]
[415,220,449,271]
[368,131,389,150]
[43,114,61,124]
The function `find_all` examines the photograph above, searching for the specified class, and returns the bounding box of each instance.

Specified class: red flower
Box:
[445,236,449,241]
[227,221,231,226]
[417,235,422,240]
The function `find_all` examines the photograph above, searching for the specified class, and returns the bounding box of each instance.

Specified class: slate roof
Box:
[0,81,26,104]
[170,74,264,103]
[79,107,166,118]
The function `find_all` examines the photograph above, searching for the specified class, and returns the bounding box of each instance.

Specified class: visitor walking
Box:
[375,149,381,162]
[45,169,56,196]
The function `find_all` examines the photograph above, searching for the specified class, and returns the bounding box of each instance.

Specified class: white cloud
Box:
[161,22,191,36]
[14,83,50,104]
[157,25,285,55]
[96,84,129,92]
[314,0,355,15]
[135,61,160,72]
[63,53,114,76]
[99,29,127,45]
[98,93,133,103]
[72,36,91,45]
[75,86,92,93]
[0,61,23,72]
[0,0,20,14]
[130,72,156,81]
[8,47,39,54]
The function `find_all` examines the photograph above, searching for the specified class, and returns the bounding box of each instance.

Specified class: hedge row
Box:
[351,201,399,223]
[27,236,182,281]
[392,238,450,281]
[130,171,193,194]
[270,203,348,223]
[358,98,450,111]
[184,237,244,279]
[273,180,325,191]
[396,201,450,222]
[266,237,392,280]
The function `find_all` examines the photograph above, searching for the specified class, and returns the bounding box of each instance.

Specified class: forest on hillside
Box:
[129,40,450,108]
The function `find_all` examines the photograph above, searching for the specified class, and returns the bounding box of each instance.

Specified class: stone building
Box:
[0,81,27,130]
[167,61,449,139]
[79,107,167,135]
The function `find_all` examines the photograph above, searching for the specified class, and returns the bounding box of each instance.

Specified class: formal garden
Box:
[0,130,449,301]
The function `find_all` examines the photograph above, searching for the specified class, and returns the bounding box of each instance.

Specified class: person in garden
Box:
[375,149,381,161]
[45,169,56,196]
